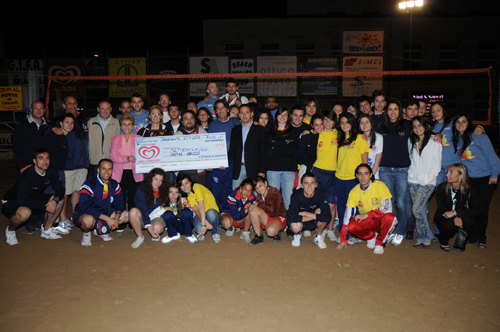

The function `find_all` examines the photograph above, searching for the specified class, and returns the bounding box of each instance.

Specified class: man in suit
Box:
[228,104,266,190]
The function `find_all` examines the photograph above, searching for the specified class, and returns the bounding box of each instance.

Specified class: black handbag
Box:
[453,228,468,252]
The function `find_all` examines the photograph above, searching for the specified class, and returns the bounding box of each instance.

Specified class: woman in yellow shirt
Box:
[335,113,369,236]
[306,110,338,241]
[177,172,221,243]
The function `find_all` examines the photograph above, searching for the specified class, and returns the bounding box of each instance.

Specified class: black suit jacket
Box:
[434,182,481,220]
[228,123,266,180]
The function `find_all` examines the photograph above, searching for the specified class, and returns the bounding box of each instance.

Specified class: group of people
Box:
[3,81,499,254]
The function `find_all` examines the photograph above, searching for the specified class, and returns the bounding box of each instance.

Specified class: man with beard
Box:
[175,110,208,185]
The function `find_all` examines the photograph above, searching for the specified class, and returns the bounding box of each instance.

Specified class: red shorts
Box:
[222,212,245,229]
[263,215,287,231]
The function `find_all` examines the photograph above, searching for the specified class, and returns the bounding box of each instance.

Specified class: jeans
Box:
[193,209,221,235]
[266,170,296,210]
[378,167,408,235]
[232,165,247,190]
[408,183,435,243]
[406,187,415,232]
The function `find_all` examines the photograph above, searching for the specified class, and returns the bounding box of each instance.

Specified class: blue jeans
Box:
[266,170,296,210]
[193,209,221,235]
[232,165,247,190]
[406,187,415,232]
[378,167,408,235]
[408,183,435,243]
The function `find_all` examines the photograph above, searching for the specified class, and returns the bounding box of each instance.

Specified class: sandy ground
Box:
[0,159,499,332]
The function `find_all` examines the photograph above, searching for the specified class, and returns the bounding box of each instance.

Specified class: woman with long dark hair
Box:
[335,112,369,239]
[129,168,170,248]
[452,113,500,248]
[407,116,442,248]
[254,108,274,132]
[376,98,411,246]
[358,113,383,179]
[264,107,300,210]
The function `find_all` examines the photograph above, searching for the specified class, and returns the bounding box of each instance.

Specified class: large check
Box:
[135,133,228,173]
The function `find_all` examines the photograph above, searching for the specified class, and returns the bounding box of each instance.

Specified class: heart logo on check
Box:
[215,144,225,150]
[138,146,160,159]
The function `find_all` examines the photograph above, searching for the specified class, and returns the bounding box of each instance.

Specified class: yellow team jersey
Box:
[346,181,392,214]
[303,118,311,125]
[187,183,220,212]
[336,134,369,180]
[313,129,338,171]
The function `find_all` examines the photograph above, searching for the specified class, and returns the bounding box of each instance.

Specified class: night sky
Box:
[2,3,288,59]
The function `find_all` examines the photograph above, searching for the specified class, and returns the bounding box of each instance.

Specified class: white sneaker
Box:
[40,228,62,240]
[303,230,312,237]
[131,236,145,249]
[388,233,395,242]
[292,234,302,247]
[65,218,76,229]
[5,227,18,245]
[347,236,361,245]
[212,234,221,243]
[326,230,338,242]
[391,234,404,246]
[52,222,70,235]
[93,229,113,241]
[151,236,160,242]
[373,245,384,254]
[186,235,198,243]
[314,235,327,249]
[367,236,377,249]
[81,232,92,247]
[240,231,251,243]
[225,226,235,237]
[161,233,181,244]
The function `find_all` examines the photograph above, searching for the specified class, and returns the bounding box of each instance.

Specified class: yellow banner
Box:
[108,58,147,98]
[0,86,22,111]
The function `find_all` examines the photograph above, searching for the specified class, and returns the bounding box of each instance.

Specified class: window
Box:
[260,42,280,56]
[476,41,498,68]
[474,92,490,120]
[403,42,423,69]
[439,42,459,69]
[224,42,244,57]
[331,42,341,56]
[296,42,315,56]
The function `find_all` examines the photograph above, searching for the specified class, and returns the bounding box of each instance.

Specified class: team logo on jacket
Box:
[372,198,379,206]
[357,200,363,208]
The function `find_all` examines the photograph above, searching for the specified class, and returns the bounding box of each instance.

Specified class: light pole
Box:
[399,0,424,94]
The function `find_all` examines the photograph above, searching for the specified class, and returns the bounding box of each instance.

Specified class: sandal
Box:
[478,242,487,249]
[413,243,424,248]
[440,245,450,252]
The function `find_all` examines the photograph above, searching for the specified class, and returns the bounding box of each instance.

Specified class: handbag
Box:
[453,228,468,252]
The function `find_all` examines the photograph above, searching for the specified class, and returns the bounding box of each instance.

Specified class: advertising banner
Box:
[342,56,383,97]
[256,56,297,97]
[109,58,147,98]
[343,31,384,54]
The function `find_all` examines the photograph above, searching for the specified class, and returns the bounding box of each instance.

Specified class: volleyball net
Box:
[45,67,494,125]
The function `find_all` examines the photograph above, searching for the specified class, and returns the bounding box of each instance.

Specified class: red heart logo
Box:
[138,146,160,159]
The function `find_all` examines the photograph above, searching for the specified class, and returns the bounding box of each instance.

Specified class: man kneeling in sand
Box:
[73,159,129,246]
[287,172,331,249]
[336,164,397,254]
